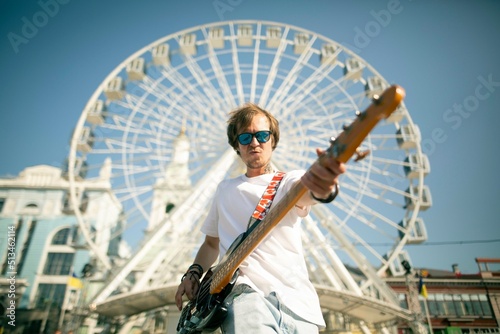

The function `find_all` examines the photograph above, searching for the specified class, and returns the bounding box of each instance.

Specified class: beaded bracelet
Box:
[181,270,201,283]
[180,263,204,283]
[188,263,204,275]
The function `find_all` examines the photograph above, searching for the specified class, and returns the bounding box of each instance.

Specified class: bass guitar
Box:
[177,85,406,333]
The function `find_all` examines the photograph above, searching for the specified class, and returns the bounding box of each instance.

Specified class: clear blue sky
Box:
[1,0,499,274]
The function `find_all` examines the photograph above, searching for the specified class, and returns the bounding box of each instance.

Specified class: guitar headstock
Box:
[325,85,405,163]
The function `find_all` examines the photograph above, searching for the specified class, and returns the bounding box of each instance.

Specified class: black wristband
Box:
[311,183,339,203]
[188,270,201,280]
[188,264,204,275]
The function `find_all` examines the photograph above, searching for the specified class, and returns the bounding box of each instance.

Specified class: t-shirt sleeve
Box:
[282,170,311,218]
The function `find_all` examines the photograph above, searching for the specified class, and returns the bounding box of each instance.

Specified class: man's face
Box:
[237,114,274,177]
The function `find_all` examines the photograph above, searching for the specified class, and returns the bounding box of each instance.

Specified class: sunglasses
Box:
[237,130,272,145]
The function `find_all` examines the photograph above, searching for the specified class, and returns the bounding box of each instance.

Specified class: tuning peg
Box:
[354,148,370,162]
[355,110,366,119]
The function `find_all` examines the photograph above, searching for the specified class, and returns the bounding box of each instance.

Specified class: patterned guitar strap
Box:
[246,171,286,231]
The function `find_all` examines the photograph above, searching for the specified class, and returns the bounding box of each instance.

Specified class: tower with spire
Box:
[148,126,192,231]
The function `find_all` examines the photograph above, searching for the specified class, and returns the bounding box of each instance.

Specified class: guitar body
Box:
[177,234,246,333]
[176,85,405,333]
[177,268,239,333]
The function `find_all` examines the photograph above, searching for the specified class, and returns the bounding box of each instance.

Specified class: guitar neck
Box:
[208,85,405,295]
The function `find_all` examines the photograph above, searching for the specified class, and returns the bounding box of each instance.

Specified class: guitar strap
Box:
[246,171,286,230]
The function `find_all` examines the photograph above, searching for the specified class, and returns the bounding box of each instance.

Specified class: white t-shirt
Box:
[201,170,326,327]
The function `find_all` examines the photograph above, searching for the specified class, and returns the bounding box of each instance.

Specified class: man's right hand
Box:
[175,272,200,310]
[175,236,220,310]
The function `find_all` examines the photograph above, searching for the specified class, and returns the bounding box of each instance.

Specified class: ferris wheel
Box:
[67,20,431,325]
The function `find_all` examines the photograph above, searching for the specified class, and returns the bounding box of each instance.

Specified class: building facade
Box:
[386,260,500,333]
[0,164,127,333]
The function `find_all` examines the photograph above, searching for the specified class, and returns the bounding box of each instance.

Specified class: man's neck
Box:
[245,164,274,178]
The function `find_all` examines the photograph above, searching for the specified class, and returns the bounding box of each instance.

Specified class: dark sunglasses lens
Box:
[237,131,271,145]
[255,131,270,143]
[238,133,252,145]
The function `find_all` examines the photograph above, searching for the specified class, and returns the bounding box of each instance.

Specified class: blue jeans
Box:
[221,284,319,334]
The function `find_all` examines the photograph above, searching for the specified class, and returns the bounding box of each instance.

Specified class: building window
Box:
[453,294,465,316]
[51,227,78,245]
[22,203,40,215]
[461,294,474,316]
[35,284,66,308]
[52,228,70,245]
[0,198,5,213]
[166,203,175,213]
[1,218,23,275]
[16,219,37,275]
[477,294,493,316]
[398,293,408,309]
[426,293,493,317]
[43,253,74,275]
[435,294,446,315]
[444,294,456,316]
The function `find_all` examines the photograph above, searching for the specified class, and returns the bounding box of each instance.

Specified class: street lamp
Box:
[401,260,428,333]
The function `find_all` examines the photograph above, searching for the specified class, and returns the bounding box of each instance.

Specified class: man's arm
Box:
[175,235,220,310]
[297,148,346,207]
[193,235,220,273]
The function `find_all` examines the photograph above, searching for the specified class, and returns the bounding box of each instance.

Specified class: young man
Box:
[175,103,346,333]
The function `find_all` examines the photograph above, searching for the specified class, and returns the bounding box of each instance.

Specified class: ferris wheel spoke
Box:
[303,216,363,292]
[154,74,211,112]
[180,54,228,111]
[341,170,408,208]
[113,164,161,184]
[302,91,356,117]
[325,196,405,267]
[130,79,203,116]
[228,23,246,105]
[199,28,238,109]
[249,22,263,103]
[279,59,341,116]
[367,133,403,150]
[300,76,347,106]
[293,110,347,133]
[362,163,408,186]
[109,190,151,209]
[322,212,388,266]
[339,193,404,234]
[258,26,291,107]
[157,66,222,114]
[267,35,317,110]
[101,110,164,137]
[301,227,345,290]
